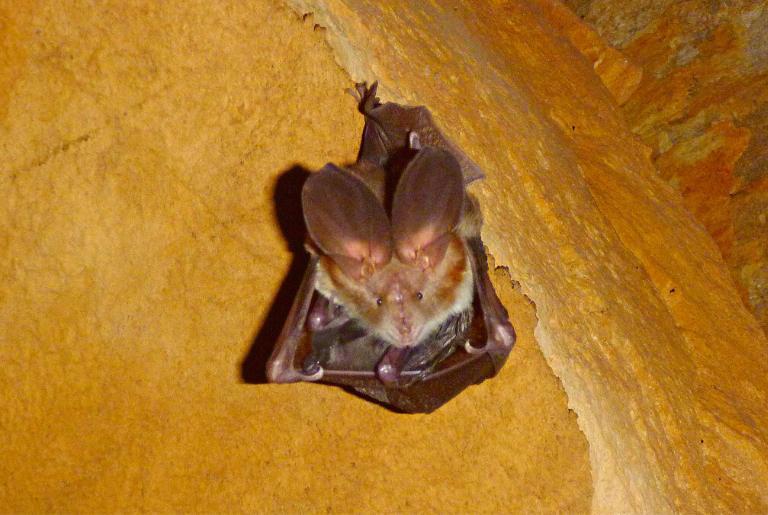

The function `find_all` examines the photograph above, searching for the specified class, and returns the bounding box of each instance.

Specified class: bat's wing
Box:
[353,82,485,185]
[266,256,325,384]
[265,243,513,413]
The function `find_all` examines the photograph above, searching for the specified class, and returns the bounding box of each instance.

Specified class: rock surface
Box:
[566,0,768,337]
[1,0,767,513]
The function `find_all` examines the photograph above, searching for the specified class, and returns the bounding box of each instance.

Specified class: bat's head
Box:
[303,148,474,348]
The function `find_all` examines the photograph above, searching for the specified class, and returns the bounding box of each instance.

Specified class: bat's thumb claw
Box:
[495,323,516,349]
[267,359,324,383]
[302,367,324,381]
[464,340,486,354]
[463,322,516,355]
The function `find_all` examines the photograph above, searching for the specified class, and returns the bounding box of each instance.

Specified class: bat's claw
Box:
[464,320,516,354]
[408,131,422,150]
[267,358,324,383]
[464,339,485,354]
[302,366,324,381]
[493,321,517,349]
[288,364,324,382]
[302,356,323,376]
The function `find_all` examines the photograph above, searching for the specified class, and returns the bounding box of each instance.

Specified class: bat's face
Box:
[316,235,474,348]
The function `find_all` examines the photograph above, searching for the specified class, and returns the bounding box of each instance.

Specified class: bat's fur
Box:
[314,233,474,348]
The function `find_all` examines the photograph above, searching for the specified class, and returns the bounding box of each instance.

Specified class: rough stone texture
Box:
[537,0,643,105]
[0,1,592,512]
[2,0,767,513]
[566,0,768,335]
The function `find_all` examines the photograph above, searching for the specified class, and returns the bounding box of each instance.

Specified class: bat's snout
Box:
[396,316,418,346]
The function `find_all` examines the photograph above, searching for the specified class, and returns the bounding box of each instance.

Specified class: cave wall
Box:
[1,0,767,513]
[565,0,768,336]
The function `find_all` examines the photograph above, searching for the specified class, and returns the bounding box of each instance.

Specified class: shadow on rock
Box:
[240,164,310,384]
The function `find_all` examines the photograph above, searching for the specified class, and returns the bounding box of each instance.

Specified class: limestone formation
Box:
[567,0,768,337]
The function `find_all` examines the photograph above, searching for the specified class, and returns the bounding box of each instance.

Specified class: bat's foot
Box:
[464,319,516,355]
[347,81,380,115]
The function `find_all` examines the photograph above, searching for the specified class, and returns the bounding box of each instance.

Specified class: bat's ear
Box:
[392,147,464,270]
[302,164,392,280]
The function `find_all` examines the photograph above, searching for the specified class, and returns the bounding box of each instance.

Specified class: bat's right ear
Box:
[391,148,465,270]
[302,164,392,280]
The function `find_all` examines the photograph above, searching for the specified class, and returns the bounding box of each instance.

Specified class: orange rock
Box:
[577,0,768,334]
[655,120,751,261]
[537,0,643,105]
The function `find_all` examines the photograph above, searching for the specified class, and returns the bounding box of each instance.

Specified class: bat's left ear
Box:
[302,164,392,280]
[391,147,464,270]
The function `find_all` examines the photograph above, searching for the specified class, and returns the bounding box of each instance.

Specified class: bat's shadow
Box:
[240,164,310,384]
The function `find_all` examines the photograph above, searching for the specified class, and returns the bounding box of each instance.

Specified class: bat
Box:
[266,83,515,413]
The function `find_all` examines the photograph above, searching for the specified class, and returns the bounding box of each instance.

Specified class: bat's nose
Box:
[397,317,416,344]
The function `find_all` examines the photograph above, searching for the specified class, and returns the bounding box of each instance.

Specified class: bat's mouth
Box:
[394,332,418,348]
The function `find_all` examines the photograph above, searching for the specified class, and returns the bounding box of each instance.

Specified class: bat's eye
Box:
[416,291,423,300]
[376,297,383,306]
